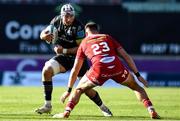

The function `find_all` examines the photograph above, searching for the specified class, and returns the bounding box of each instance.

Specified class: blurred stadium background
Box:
[0,0,180,87]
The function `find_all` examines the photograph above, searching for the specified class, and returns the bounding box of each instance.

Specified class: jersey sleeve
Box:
[107,35,122,49]
[76,40,86,59]
[50,16,60,27]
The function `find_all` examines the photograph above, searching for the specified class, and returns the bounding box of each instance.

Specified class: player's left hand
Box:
[137,76,148,88]
[60,91,70,103]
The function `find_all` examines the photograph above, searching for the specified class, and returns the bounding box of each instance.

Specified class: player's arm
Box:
[117,48,138,74]
[68,57,84,88]
[67,42,85,88]
[40,16,59,43]
[54,46,78,55]
[117,48,148,87]
[68,42,85,88]
[110,35,142,79]
[40,26,54,43]
[60,44,86,103]
[60,57,84,103]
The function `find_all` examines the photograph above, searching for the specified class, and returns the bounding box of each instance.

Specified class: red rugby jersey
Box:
[77,34,124,71]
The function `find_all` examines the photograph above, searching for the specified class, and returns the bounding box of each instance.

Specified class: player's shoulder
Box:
[50,15,61,25]
[81,36,88,42]
[95,34,109,39]
[98,34,116,43]
[80,36,89,45]
[53,15,61,21]
[102,34,111,37]
[103,34,115,40]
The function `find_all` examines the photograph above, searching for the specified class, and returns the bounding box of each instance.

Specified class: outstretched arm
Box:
[117,48,138,74]
[67,57,84,88]
[117,48,148,87]
[60,57,84,103]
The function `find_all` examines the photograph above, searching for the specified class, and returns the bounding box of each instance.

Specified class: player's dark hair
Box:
[85,22,100,32]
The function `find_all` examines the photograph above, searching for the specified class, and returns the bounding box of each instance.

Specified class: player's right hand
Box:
[60,91,70,103]
[40,29,54,43]
[42,33,54,43]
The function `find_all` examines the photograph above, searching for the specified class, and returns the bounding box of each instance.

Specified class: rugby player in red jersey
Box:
[53,22,160,119]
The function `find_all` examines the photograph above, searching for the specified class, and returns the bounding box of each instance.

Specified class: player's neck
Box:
[87,31,99,35]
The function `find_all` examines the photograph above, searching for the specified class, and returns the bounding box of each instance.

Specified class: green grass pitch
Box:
[0,86,180,121]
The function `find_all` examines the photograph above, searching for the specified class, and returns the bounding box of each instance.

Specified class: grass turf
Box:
[0,86,180,121]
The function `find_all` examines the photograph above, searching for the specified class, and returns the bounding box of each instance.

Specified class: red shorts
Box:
[86,64,129,86]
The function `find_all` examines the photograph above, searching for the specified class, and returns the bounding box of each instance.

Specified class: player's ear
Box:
[85,32,88,36]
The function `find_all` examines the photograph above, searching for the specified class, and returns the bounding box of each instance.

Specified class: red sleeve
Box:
[76,40,86,59]
[107,35,122,49]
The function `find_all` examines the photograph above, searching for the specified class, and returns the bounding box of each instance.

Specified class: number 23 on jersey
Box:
[91,42,110,55]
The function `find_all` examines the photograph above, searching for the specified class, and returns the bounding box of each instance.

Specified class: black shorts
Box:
[52,54,89,77]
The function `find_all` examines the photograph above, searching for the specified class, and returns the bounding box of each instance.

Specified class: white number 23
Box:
[91,42,110,55]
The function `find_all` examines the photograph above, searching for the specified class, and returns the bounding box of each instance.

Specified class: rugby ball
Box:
[43,25,58,43]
